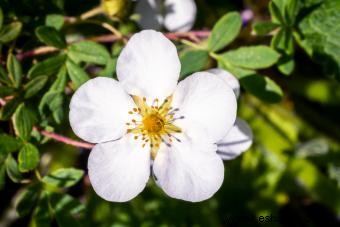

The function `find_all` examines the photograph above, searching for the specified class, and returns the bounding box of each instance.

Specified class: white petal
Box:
[117,30,180,101]
[172,72,237,143]
[164,0,197,32]
[69,77,134,143]
[135,0,163,30]
[88,135,150,202]
[153,136,224,202]
[207,68,240,98]
[217,118,253,160]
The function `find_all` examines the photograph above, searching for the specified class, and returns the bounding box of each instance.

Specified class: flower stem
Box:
[80,6,103,20]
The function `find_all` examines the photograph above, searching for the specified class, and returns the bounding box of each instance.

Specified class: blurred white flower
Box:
[207,68,253,160]
[69,30,251,203]
[135,0,197,32]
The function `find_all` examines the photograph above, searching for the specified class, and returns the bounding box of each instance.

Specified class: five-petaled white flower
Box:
[135,0,197,32]
[69,30,252,202]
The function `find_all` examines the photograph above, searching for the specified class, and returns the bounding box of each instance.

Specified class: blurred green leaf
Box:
[5,154,23,183]
[28,55,66,78]
[45,14,64,30]
[252,21,279,35]
[49,192,85,227]
[0,21,22,43]
[278,54,295,75]
[39,91,64,123]
[0,64,11,84]
[328,164,340,188]
[240,74,283,103]
[18,143,40,172]
[285,0,300,26]
[0,7,3,31]
[295,139,329,158]
[35,26,66,49]
[0,164,5,189]
[0,97,21,120]
[220,46,280,69]
[271,29,294,55]
[208,12,242,52]
[98,58,117,77]
[0,133,22,154]
[50,66,67,92]
[7,53,22,88]
[16,183,41,216]
[24,76,49,99]
[0,86,15,98]
[32,192,51,227]
[68,41,110,65]
[269,1,285,24]
[66,60,90,89]
[13,103,36,140]
[180,50,209,79]
[42,168,84,188]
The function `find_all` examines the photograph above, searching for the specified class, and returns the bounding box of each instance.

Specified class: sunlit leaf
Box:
[45,14,64,30]
[66,60,90,89]
[6,53,22,88]
[13,103,37,140]
[0,21,22,43]
[28,55,66,78]
[24,76,49,99]
[18,143,40,172]
[68,41,110,65]
[180,50,209,79]
[42,168,84,188]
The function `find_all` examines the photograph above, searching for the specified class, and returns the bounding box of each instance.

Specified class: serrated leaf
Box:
[23,76,48,99]
[16,183,41,217]
[28,55,66,78]
[0,133,22,155]
[0,97,21,120]
[220,46,280,69]
[180,50,209,79]
[45,14,64,30]
[18,143,40,172]
[42,168,84,188]
[13,103,36,140]
[0,21,22,43]
[35,26,66,49]
[208,12,242,52]
[240,74,283,103]
[252,21,280,35]
[6,154,23,183]
[68,41,110,65]
[66,60,90,89]
[7,53,22,88]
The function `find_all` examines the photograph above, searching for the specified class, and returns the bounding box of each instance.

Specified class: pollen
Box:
[125,95,184,159]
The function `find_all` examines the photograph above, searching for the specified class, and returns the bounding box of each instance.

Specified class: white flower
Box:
[135,0,197,32]
[69,30,252,202]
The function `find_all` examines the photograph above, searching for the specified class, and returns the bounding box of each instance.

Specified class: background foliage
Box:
[0,0,340,226]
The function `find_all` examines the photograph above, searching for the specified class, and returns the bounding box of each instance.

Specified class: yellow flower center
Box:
[126,95,183,159]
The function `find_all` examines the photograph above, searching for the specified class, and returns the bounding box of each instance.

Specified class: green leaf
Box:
[220,46,280,69]
[18,143,40,172]
[298,0,340,80]
[68,41,110,65]
[5,154,23,183]
[0,86,15,98]
[0,64,11,84]
[0,133,22,155]
[13,103,36,140]
[16,183,41,216]
[35,26,66,49]
[28,54,66,78]
[0,7,3,31]
[271,28,294,55]
[269,1,285,24]
[50,66,67,91]
[0,21,22,43]
[252,21,279,35]
[32,192,51,227]
[0,164,5,189]
[45,14,64,30]
[66,60,90,89]
[240,74,283,103]
[208,12,242,52]
[23,76,49,99]
[0,97,21,120]
[7,53,22,88]
[278,54,295,75]
[180,50,209,79]
[98,58,117,77]
[49,192,85,227]
[42,168,84,188]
